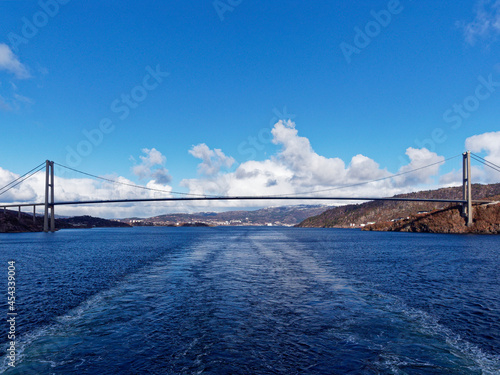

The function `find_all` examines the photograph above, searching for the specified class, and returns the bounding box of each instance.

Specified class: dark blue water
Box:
[0,227,499,374]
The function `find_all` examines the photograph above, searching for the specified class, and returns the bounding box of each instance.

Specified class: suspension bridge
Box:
[1,151,499,232]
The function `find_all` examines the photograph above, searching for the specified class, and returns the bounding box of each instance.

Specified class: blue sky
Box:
[1,0,499,217]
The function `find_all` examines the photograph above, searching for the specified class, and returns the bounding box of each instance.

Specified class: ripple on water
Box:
[0,227,498,374]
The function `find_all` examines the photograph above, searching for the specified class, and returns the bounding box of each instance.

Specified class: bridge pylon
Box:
[462,151,473,227]
[43,160,55,232]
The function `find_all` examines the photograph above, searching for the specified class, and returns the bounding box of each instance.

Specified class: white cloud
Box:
[180,121,446,205]
[439,131,500,185]
[271,120,347,186]
[0,48,33,112]
[0,44,30,79]
[460,0,500,45]
[1,123,459,218]
[0,166,174,218]
[392,148,445,187]
[188,143,235,176]
[271,121,394,187]
[0,148,176,219]
[346,154,387,181]
[465,131,500,182]
[131,148,171,184]
[440,165,487,186]
[466,130,500,161]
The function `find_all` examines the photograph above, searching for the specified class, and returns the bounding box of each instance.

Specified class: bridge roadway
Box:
[1,195,472,209]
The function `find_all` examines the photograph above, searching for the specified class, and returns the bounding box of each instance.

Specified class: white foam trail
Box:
[400,303,500,374]
[0,286,120,373]
[251,229,500,374]
[0,249,180,373]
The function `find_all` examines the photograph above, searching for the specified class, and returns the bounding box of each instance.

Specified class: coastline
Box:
[363,203,500,234]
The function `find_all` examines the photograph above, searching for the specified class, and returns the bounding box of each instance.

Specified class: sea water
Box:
[0,227,499,374]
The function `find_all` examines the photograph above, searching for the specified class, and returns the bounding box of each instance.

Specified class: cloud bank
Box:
[466,131,500,183]
[189,143,235,176]
[0,165,175,218]
[131,148,172,184]
[1,124,499,218]
[180,121,447,204]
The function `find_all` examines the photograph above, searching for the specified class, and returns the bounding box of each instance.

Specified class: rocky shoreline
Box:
[0,212,131,233]
[363,203,500,234]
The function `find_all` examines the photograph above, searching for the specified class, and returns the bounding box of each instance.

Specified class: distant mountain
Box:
[120,205,330,226]
[296,183,500,228]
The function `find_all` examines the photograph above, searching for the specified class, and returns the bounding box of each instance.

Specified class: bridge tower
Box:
[462,151,473,227]
[43,160,55,232]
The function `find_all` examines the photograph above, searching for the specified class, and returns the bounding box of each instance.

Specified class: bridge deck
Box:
[1,196,474,208]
